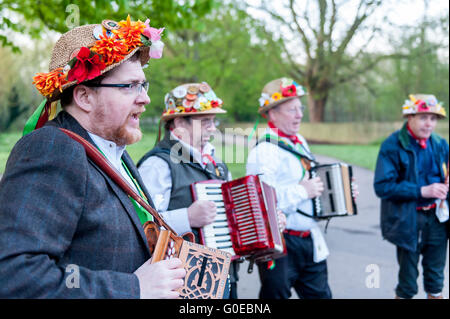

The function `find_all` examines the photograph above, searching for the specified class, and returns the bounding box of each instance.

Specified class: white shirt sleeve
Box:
[246,142,309,216]
[138,156,192,235]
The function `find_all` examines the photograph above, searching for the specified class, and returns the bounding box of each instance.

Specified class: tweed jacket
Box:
[0,111,154,298]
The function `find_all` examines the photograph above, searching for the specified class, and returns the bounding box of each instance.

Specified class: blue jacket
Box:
[373,122,449,251]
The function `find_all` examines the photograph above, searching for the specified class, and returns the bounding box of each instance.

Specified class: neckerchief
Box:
[268,121,302,145]
[262,126,311,179]
[407,123,428,149]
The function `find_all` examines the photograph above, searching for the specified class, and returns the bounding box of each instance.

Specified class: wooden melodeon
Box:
[309,163,357,218]
[144,222,231,299]
[191,175,286,263]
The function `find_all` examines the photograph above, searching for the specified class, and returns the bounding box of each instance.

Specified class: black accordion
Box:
[309,163,357,218]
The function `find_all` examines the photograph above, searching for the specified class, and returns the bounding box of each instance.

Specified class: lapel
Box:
[47,111,151,253]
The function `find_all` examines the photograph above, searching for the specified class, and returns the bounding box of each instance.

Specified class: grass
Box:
[310,143,381,171]
[0,131,22,173]
[0,130,380,176]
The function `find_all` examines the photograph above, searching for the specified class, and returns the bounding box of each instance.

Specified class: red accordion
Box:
[191,175,286,263]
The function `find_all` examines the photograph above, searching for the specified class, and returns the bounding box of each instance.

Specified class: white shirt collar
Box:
[88,132,126,171]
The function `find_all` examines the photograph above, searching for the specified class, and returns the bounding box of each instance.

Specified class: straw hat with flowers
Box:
[402,94,447,119]
[24,15,165,135]
[258,77,307,116]
[160,82,226,122]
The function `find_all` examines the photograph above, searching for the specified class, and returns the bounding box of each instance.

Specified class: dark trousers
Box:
[395,209,448,299]
[257,234,332,299]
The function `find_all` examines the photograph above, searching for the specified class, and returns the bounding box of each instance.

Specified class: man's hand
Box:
[299,176,324,198]
[187,200,217,228]
[421,183,449,200]
[134,258,186,299]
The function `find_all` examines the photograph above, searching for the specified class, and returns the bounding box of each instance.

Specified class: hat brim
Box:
[161,107,227,121]
[48,46,150,102]
[258,96,299,115]
[403,111,447,119]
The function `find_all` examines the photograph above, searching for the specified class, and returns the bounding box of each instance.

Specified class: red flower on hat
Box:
[211,100,219,108]
[281,84,297,97]
[416,100,430,112]
[67,47,106,83]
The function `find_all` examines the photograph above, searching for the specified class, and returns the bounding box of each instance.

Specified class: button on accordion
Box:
[309,163,357,218]
[191,175,286,263]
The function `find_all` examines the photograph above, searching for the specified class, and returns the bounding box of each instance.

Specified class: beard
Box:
[93,106,143,146]
[112,119,142,146]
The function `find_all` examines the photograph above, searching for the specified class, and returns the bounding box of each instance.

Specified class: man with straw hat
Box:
[246,77,333,299]
[374,94,449,299]
[137,82,243,298]
[0,16,186,298]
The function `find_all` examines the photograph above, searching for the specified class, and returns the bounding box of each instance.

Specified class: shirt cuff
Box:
[160,208,192,235]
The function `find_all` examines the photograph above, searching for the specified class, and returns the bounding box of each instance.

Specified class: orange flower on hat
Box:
[92,31,129,65]
[114,15,146,50]
[33,68,69,97]
[271,92,282,101]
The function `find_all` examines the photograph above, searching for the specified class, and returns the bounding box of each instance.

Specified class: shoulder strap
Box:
[59,128,178,235]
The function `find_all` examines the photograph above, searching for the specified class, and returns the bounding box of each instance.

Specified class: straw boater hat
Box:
[160,82,226,121]
[402,94,447,119]
[258,77,307,115]
[24,15,165,135]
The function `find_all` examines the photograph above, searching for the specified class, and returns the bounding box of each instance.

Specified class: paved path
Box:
[219,133,449,299]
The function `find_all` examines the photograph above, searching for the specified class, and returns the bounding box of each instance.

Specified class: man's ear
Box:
[267,108,277,122]
[73,85,96,113]
[173,117,186,129]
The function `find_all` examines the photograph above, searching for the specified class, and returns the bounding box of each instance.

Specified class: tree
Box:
[247,0,447,122]
[141,3,286,122]
[0,0,216,52]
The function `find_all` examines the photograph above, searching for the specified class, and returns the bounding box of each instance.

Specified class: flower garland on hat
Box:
[162,82,224,117]
[258,78,306,108]
[402,94,446,118]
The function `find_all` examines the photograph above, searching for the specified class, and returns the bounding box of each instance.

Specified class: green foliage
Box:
[0,0,216,44]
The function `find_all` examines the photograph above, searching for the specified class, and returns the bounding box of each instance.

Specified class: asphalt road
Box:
[236,154,449,299]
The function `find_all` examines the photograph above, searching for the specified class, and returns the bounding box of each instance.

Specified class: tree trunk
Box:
[307,93,327,123]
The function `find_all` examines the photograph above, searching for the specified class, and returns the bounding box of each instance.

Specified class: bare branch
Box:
[334,52,409,86]
[334,1,381,62]
[289,0,312,60]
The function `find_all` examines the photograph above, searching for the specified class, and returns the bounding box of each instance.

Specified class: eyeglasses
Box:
[188,118,220,128]
[200,118,220,128]
[283,105,305,115]
[86,81,149,96]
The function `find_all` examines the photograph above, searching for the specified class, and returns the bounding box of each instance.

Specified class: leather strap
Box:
[59,128,178,235]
